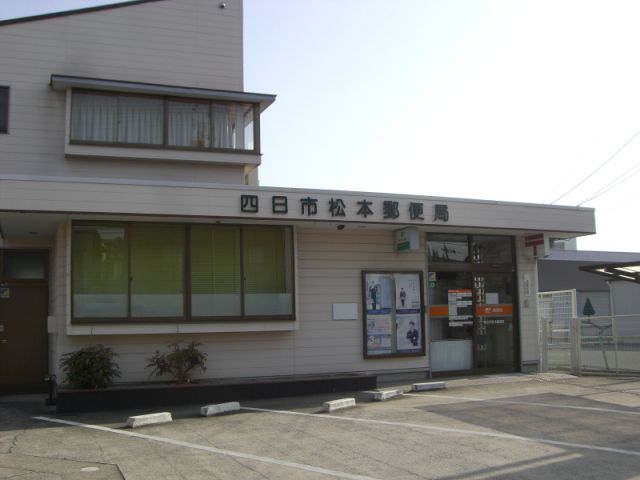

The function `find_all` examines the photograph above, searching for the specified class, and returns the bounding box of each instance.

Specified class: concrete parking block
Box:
[126,412,172,428]
[362,389,404,401]
[201,401,240,416]
[322,398,356,412]
[411,381,446,392]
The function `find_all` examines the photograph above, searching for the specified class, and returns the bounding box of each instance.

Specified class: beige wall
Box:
[51,225,431,383]
[294,227,429,375]
[0,0,248,185]
[48,220,548,383]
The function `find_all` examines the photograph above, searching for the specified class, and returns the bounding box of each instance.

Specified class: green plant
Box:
[59,345,121,389]
[146,341,207,384]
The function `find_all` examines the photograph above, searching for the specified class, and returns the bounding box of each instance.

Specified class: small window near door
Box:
[427,234,469,263]
[1,252,46,280]
[471,236,513,264]
[0,87,8,133]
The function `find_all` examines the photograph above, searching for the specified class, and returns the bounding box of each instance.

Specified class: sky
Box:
[3,1,640,253]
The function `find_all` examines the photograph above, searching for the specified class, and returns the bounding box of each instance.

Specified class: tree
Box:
[582,298,596,317]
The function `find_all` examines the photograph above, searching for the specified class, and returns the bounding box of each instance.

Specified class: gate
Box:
[539,289,640,375]
[538,290,576,372]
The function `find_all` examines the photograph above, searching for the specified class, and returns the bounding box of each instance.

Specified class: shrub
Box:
[59,345,121,389]
[146,341,207,384]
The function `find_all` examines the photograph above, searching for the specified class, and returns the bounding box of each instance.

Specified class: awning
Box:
[579,262,640,283]
[50,74,276,112]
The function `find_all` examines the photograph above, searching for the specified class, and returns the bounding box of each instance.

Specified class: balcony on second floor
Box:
[50,75,276,169]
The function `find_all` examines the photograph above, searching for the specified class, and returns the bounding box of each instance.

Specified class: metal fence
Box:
[579,314,640,374]
[539,290,640,375]
[538,290,575,372]
[540,308,640,375]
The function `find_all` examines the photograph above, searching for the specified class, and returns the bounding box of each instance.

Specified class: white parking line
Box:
[241,407,640,458]
[33,416,381,480]
[402,392,640,416]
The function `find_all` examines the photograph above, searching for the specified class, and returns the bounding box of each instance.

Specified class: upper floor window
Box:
[0,87,8,133]
[70,90,257,152]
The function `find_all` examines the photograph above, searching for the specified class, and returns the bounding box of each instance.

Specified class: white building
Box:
[0,0,595,395]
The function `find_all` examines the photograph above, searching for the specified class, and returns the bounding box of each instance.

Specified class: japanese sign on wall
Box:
[363,271,425,358]
[240,194,450,224]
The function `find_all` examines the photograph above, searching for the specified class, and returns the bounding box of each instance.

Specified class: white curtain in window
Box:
[243,105,254,150]
[213,104,235,148]
[234,104,246,149]
[168,101,211,148]
[71,93,118,142]
[118,96,163,145]
[71,93,162,144]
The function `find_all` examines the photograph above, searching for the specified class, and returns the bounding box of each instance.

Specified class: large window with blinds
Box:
[72,223,293,322]
[243,227,293,316]
[190,226,241,317]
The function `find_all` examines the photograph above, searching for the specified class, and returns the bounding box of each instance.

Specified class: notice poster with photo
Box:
[366,315,392,355]
[395,273,421,312]
[363,271,425,358]
[366,274,392,314]
[396,313,422,352]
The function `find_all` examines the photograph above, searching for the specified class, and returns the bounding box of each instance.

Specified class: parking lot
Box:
[2,373,640,479]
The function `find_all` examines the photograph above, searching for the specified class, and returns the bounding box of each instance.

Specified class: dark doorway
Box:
[427,234,519,374]
[0,250,49,394]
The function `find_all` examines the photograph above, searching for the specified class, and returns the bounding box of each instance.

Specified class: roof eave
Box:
[50,75,276,112]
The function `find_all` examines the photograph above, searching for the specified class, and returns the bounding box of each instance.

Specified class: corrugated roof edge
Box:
[0,0,165,27]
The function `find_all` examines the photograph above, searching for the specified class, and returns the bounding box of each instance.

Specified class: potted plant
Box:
[59,344,121,389]
[146,341,207,384]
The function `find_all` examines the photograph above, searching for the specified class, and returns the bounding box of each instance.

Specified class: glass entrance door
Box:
[427,234,518,374]
[473,273,515,369]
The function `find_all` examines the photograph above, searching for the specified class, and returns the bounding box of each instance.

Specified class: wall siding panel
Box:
[0,0,247,186]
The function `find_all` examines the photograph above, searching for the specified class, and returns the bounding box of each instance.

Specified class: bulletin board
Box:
[362,271,425,359]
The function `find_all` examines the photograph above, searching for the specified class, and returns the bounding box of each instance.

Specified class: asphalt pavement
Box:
[2,373,639,479]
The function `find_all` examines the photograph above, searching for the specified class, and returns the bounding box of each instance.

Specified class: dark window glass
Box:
[474,273,514,305]
[2,252,46,280]
[428,271,473,340]
[471,236,513,264]
[0,87,8,133]
[427,234,469,263]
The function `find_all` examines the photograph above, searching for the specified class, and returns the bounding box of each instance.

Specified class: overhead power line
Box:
[550,128,640,205]
[577,159,640,206]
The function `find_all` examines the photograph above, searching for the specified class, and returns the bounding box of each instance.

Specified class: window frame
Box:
[0,249,49,284]
[0,86,9,134]
[426,233,520,373]
[69,89,260,154]
[70,221,295,324]
[427,234,516,273]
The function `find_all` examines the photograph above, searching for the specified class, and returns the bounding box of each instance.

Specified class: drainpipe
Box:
[606,280,619,373]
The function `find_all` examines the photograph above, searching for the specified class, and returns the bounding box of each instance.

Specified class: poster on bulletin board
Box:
[362,271,425,358]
